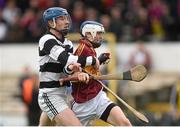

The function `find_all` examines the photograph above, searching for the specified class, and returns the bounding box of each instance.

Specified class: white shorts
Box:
[71,90,115,125]
[38,86,70,120]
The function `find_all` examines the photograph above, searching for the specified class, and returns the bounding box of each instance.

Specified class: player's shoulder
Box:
[64,38,73,47]
[75,41,86,55]
[38,34,57,50]
[39,34,56,43]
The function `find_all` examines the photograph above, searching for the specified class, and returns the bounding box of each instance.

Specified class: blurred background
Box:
[0,0,180,126]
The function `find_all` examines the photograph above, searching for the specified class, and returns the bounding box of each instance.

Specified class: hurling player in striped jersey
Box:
[38,7,99,126]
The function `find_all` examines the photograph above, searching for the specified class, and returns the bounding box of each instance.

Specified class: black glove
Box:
[98,53,110,65]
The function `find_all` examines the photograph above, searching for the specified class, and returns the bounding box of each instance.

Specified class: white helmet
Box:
[80,21,105,38]
[80,21,105,48]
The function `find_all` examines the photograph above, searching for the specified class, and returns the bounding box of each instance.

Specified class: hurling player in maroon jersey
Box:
[71,21,131,126]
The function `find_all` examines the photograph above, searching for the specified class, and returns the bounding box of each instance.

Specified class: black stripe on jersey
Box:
[92,57,96,65]
[42,39,59,55]
[77,56,87,67]
[40,63,63,73]
[39,81,70,88]
[39,47,46,56]
[57,50,69,67]
[64,45,73,53]
[66,47,73,53]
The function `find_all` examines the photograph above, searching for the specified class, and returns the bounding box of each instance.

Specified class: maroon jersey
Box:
[72,38,102,103]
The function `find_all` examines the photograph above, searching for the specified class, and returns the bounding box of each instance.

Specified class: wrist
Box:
[64,64,73,74]
[67,64,73,71]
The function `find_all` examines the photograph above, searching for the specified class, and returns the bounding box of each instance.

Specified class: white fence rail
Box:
[0,43,180,75]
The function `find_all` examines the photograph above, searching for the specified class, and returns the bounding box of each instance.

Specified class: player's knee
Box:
[38,113,53,126]
[119,117,131,126]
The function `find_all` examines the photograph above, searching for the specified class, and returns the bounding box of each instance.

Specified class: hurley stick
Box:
[59,65,149,123]
[60,65,147,83]
[98,81,149,123]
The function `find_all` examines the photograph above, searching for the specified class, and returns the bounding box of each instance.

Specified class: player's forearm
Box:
[64,55,97,74]
[77,56,96,67]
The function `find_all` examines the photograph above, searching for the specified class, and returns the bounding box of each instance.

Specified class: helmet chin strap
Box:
[52,18,56,28]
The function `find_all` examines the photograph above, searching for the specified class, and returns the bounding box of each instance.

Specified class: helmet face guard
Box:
[80,21,105,48]
[43,7,72,35]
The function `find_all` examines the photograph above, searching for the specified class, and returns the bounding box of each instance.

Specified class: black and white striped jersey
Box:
[39,33,96,88]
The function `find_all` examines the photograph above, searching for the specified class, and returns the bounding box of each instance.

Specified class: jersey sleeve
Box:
[75,41,100,76]
[39,35,96,74]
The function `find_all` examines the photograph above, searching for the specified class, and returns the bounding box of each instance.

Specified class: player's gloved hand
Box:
[98,53,110,64]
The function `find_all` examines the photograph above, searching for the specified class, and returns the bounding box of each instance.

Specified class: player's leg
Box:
[38,88,82,126]
[97,90,131,126]
[106,106,131,126]
[39,112,55,126]
[39,108,81,126]
[54,107,82,126]
[72,99,98,125]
